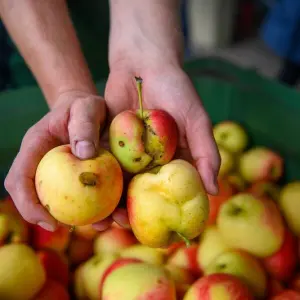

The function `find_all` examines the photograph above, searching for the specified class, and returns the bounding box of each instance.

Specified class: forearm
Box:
[0,0,96,107]
[108,0,184,71]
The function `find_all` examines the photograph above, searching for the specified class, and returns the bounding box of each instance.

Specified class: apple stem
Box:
[69,225,75,233]
[135,76,144,119]
[176,232,191,248]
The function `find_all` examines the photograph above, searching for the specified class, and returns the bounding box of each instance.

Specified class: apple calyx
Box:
[79,172,98,186]
[176,232,191,248]
[229,205,243,217]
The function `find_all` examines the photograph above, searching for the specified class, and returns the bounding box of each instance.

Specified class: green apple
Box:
[197,225,231,271]
[205,250,267,299]
[213,121,249,153]
[217,193,285,257]
[278,181,300,236]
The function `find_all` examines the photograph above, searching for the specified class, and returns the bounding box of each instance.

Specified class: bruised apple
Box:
[127,159,209,248]
[109,77,178,173]
[35,145,123,226]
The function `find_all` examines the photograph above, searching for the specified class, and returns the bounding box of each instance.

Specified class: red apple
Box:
[33,279,70,300]
[37,249,69,287]
[267,279,285,298]
[183,273,254,300]
[289,273,300,293]
[32,224,70,252]
[271,290,300,300]
[247,180,281,202]
[263,229,298,282]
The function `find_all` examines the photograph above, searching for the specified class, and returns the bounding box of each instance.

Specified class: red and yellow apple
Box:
[109,77,178,173]
[94,227,136,256]
[205,250,267,299]
[278,181,300,236]
[33,279,70,300]
[238,147,283,182]
[272,290,300,299]
[73,264,89,300]
[213,121,249,153]
[0,244,46,300]
[263,229,298,282]
[183,273,254,300]
[128,159,209,248]
[35,145,123,226]
[74,224,98,241]
[217,193,285,257]
[247,180,281,201]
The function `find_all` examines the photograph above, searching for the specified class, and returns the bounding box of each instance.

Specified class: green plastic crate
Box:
[1,58,300,198]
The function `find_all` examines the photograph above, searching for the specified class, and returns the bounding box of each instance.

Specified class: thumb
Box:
[68,95,106,159]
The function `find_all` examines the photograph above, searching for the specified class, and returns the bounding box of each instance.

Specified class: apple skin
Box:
[207,178,235,225]
[167,243,201,277]
[197,225,231,271]
[238,147,283,183]
[33,279,70,300]
[289,273,300,293]
[217,193,285,257]
[127,159,209,248]
[120,244,166,265]
[213,121,249,153]
[271,290,300,299]
[183,273,254,300]
[101,260,176,300]
[263,229,298,282]
[37,249,69,287]
[267,279,285,298]
[278,181,300,236]
[205,250,267,299]
[74,225,98,241]
[73,265,89,300]
[35,145,123,226]
[226,172,247,192]
[218,145,235,177]
[109,109,178,173]
[0,244,46,300]
[94,227,137,256]
[247,180,281,202]
[31,224,71,252]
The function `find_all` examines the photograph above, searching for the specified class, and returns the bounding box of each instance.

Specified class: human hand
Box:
[4,91,125,232]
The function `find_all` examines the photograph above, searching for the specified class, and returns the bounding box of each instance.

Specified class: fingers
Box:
[68,95,106,159]
[185,100,221,196]
[4,121,58,230]
[112,208,130,229]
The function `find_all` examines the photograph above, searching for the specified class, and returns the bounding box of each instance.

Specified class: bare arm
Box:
[108,0,184,70]
[0,0,96,107]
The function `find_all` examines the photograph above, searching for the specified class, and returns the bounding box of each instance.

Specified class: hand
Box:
[105,64,221,196]
[4,90,122,232]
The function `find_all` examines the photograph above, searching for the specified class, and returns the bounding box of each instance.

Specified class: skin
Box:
[0,0,220,232]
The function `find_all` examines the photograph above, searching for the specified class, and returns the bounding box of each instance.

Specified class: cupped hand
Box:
[105,64,221,196]
[4,91,121,232]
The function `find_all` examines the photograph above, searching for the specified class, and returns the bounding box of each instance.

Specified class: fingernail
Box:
[76,141,96,159]
[38,221,55,232]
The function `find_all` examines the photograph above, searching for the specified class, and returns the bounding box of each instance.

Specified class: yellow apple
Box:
[127,159,209,248]
[218,145,235,177]
[35,145,123,226]
[197,225,231,271]
[0,244,46,300]
[205,250,267,299]
[278,181,300,236]
[217,193,285,257]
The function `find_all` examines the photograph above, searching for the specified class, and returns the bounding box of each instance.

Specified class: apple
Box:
[160,242,185,257]
[94,227,137,256]
[272,290,300,299]
[74,224,98,240]
[205,250,267,299]
[67,234,94,266]
[73,264,89,300]
[278,181,300,236]
[0,214,9,245]
[183,273,254,300]
[247,180,281,201]
[207,178,235,225]
[0,244,46,300]
[218,145,235,177]
[226,172,247,191]
[127,159,209,248]
[197,225,231,271]
[109,77,178,174]
[81,253,118,300]
[31,224,71,252]
[267,279,285,298]
[101,260,176,299]
[263,229,298,282]
[165,264,196,299]
[238,147,283,183]
[33,279,69,300]
[213,121,248,153]
[35,145,123,226]
[37,249,69,286]
[120,244,166,265]
[290,273,300,293]
[167,243,201,277]
[217,193,285,257]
